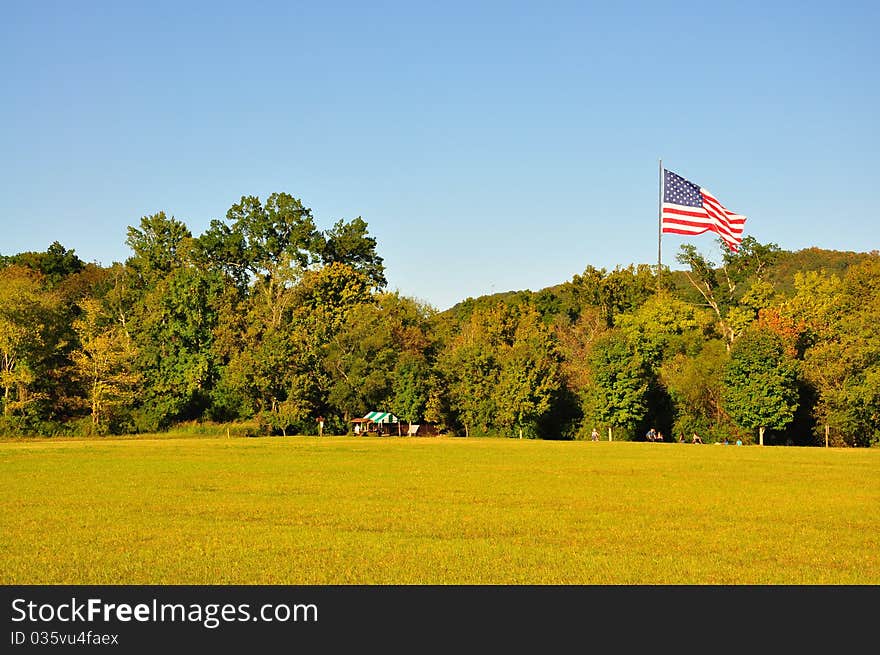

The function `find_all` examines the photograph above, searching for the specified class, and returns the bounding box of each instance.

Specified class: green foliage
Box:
[583,332,650,437]
[674,238,785,346]
[324,291,434,425]
[319,216,386,289]
[723,327,799,441]
[125,213,192,287]
[660,339,738,442]
[721,236,782,283]
[0,266,61,419]
[615,292,710,370]
[1,242,85,287]
[437,302,563,437]
[766,247,874,294]
[3,194,879,447]
[800,259,880,446]
[492,305,563,438]
[70,298,140,433]
[391,352,431,425]
[561,264,658,327]
[197,193,320,289]
[131,266,223,428]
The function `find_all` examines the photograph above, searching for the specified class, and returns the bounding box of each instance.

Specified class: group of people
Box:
[588,426,742,445]
[676,432,742,445]
[645,428,664,442]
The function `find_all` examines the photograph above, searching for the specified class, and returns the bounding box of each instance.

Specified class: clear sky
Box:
[2,1,877,310]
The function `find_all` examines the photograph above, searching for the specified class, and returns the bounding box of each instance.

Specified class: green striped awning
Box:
[363,411,399,423]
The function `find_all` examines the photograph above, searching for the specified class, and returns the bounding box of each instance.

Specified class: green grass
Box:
[1,436,878,584]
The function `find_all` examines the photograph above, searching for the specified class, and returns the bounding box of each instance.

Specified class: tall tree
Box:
[197,193,320,290]
[3,241,85,287]
[660,340,734,442]
[563,264,658,327]
[583,332,650,440]
[493,305,562,439]
[70,298,140,433]
[322,291,433,428]
[131,266,224,429]
[0,267,58,420]
[125,212,193,287]
[615,292,713,438]
[676,237,782,347]
[797,260,880,446]
[723,327,799,445]
[615,293,710,371]
[437,304,512,436]
[319,217,386,289]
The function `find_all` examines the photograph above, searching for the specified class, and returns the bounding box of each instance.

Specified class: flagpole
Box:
[657,158,663,292]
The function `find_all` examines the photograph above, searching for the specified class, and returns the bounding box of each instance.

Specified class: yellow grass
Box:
[1,436,878,584]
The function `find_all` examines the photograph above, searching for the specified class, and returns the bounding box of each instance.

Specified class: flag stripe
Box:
[662,226,711,236]
[661,212,741,247]
[661,206,744,231]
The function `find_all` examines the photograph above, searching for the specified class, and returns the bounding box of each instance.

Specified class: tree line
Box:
[1,192,878,446]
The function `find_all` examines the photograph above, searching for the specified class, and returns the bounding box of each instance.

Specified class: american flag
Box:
[661,169,746,252]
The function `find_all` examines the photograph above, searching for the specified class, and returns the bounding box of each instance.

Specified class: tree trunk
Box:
[825,424,829,448]
[2,353,10,416]
[465,424,469,438]
[759,426,765,446]
[518,427,523,440]
[92,377,99,426]
[608,427,612,442]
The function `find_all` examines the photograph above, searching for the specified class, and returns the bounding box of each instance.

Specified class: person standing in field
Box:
[591,428,600,441]
[691,432,703,444]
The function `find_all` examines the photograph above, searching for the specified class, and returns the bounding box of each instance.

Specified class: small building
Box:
[354,411,400,435]
[352,413,440,437]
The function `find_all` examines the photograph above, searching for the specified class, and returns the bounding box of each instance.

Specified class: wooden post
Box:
[608,427,612,442]
[825,424,829,448]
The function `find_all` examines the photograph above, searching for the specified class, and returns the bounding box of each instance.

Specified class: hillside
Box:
[443,246,879,321]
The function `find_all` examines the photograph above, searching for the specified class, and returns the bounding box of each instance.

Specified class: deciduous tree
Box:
[723,327,799,445]
[70,298,140,432]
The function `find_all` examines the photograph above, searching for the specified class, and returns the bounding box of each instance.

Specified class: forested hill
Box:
[2,204,879,449]
[444,246,877,323]
[762,247,878,292]
[434,239,880,447]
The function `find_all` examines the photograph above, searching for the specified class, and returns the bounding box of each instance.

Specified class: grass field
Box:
[1,435,878,584]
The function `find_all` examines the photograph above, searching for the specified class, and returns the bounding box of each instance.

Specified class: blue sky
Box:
[2,1,877,310]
